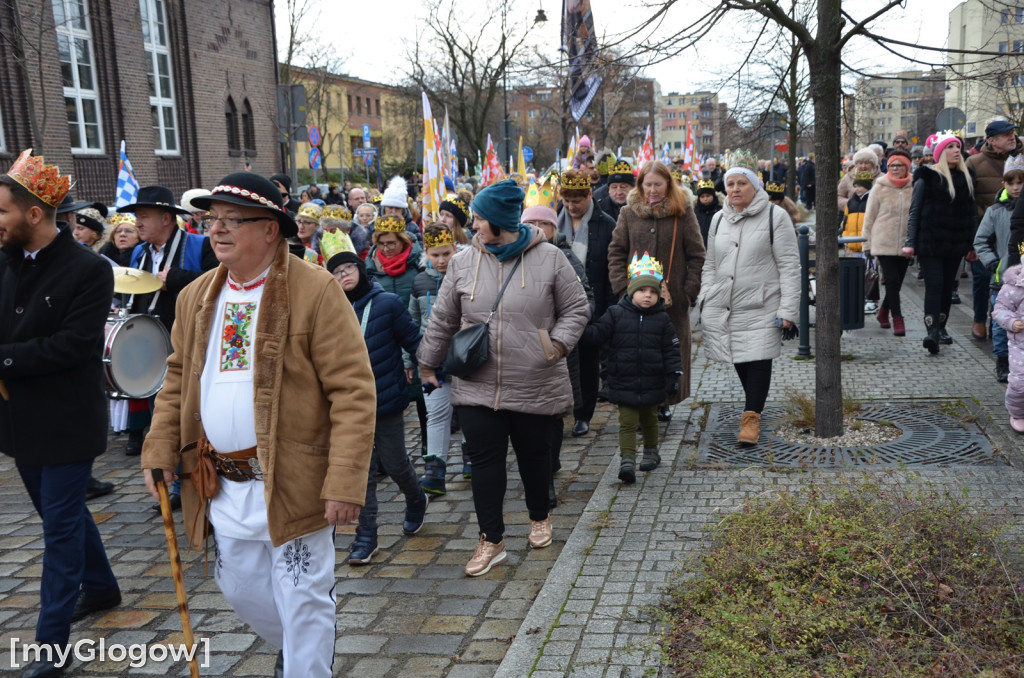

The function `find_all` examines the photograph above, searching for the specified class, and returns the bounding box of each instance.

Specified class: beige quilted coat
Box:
[416,225,590,415]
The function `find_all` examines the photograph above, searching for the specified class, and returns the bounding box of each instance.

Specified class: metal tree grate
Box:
[697,402,1002,468]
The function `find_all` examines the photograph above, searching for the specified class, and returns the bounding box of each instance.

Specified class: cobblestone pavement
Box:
[3,243,1022,677]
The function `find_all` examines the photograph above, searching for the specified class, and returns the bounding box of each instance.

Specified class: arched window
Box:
[242,98,256,153]
[225,97,240,152]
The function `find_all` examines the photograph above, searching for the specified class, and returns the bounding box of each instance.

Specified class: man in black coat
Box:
[0,151,121,678]
[798,154,816,210]
[593,160,635,224]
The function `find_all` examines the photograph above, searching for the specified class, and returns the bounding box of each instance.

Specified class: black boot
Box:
[997,355,1010,383]
[125,429,144,456]
[923,315,940,354]
[938,312,952,345]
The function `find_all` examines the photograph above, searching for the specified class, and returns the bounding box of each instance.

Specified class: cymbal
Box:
[112,267,163,294]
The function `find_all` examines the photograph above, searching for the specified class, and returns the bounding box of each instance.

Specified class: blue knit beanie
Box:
[471,179,525,231]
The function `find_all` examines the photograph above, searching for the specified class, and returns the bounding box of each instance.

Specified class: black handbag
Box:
[444,258,521,378]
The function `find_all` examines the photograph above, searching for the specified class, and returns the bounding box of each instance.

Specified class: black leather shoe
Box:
[20,657,64,677]
[570,419,589,437]
[657,406,672,422]
[151,492,181,513]
[71,589,121,622]
[274,650,284,678]
[85,478,114,501]
[124,429,144,456]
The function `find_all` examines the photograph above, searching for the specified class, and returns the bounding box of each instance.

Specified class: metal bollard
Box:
[798,226,811,358]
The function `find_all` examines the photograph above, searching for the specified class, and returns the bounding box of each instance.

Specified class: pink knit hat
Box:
[521,204,558,226]
[927,132,962,164]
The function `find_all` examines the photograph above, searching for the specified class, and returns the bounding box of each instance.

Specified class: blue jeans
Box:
[992,289,1009,357]
[358,411,421,530]
[17,461,119,645]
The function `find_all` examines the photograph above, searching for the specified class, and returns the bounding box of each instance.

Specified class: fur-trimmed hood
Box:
[625,184,693,219]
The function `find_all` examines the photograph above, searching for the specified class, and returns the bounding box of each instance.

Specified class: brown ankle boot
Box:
[737,411,761,445]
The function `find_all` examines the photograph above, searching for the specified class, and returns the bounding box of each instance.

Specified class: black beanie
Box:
[328,251,372,302]
[270,173,292,194]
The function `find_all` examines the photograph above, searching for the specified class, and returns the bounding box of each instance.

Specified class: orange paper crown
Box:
[374,215,406,234]
[424,229,455,249]
[5,149,71,208]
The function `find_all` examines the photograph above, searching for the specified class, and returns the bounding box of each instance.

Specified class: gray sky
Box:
[276,0,960,102]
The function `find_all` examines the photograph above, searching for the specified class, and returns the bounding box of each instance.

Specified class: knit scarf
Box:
[557,199,593,266]
[887,169,911,188]
[376,246,411,276]
[485,225,531,262]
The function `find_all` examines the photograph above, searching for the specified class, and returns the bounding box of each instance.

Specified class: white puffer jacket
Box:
[698,190,801,364]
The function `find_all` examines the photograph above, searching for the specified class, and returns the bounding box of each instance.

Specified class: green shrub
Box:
[657,475,1024,677]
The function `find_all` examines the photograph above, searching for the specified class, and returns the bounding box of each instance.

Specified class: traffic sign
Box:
[352,147,378,157]
[308,148,321,169]
[936,107,966,133]
[522,146,533,163]
[362,124,372,149]
[308,125,321,147]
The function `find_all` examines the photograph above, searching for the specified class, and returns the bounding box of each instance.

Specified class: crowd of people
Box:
[6,116,1024,675]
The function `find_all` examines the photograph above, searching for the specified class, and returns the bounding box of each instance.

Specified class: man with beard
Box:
[0,150,120,678]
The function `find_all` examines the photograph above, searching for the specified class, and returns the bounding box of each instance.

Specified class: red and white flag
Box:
[481,134,504,186]
[637,125,654,169]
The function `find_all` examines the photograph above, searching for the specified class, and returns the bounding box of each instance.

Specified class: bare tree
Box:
[1,0,58,153]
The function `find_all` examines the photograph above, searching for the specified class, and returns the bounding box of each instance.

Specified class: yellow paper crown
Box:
[610,160,633,175]
[371,193,384,204]
[560,172,592,191]
[596,155,617,175]
[524,175,559,211]
[320,229,356,263]
[107,213,136,227]
[671,170,683,182]
[765,181,786,194]
[439,194,468,217]
[374,215,406,233]
[696,179,715,191]
[5,149,71,208]
[627,251,664,282]
[424,228,455,249]
[322,204,352,221]
[852,171,875,183]
[297,202,324,220]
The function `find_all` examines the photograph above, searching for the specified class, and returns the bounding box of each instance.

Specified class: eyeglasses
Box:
[377,240,403,251]
[200,216,271,231]
[893,139,909,146]
[113,228,138,235]
[332,264,358,278]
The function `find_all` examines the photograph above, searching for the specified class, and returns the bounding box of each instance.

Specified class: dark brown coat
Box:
[608,189,706,401]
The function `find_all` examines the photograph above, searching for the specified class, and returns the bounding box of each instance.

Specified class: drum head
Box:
[106,315,172,398]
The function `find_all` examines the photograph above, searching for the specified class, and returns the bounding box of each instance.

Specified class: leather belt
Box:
[212,447,262,482]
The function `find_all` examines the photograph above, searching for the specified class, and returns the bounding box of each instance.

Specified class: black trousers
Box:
[876,255,910,317]
[573,342,600,422]
[918,255,961,320]
[734,359,773,413]
[456,406,556,543]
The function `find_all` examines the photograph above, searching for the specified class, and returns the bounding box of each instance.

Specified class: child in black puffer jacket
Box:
[583,252,682,483]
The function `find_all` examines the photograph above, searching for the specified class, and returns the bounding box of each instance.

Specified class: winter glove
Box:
[666,376,679,396]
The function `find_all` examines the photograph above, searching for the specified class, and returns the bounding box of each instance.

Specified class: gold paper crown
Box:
[610,160,633,175]
[5,149,71,208]
[320,229,356,263]
[765,181,786,194]
[322,204,352,221]
[297,202,324,220]
[627,251,664,282]
[424,228,455,249]
[440,194,468,216]
[374,215,406,233]
[560,172,592,191]
[107,213,136,227]
[696,179,715,191]
[853,171,875,182]
[524,175,559,210]
[371,193,383,203]
[671,170,683,182]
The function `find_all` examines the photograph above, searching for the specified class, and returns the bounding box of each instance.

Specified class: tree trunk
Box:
[807,0,844,437]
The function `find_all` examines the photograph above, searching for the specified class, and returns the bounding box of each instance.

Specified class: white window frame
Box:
[140,0,179,155]
[52,0,104,153]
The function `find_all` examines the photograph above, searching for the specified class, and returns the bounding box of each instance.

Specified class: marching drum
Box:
[103,311,172,399]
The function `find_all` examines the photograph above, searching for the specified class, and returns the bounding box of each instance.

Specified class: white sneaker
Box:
[864,302,878,313]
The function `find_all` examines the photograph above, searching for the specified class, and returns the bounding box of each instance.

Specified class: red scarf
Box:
[377,246,411,277]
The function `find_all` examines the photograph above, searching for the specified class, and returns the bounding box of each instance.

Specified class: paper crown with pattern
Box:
[1005,154,1024,175]
[627,251,664,283]
[374,215,406,233]
[726,148,759,173]
[322,204,352,221]
[524,175,559,211]
[853,171,875,183]
[439,194,468,218]
[671,170,683,182]
[296,202,324,220]
[765,181,786,195]
[371,192,383,204]
[560,171,592,191]
[696,179,715,191]
[610,160,632,175]
[107,212,136,227]
[4,149,71,208]
[319,229,356,264]
[596,154,617,175]
[423,228,455,249]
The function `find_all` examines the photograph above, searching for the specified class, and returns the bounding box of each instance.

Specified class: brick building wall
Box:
[0,0,282,204]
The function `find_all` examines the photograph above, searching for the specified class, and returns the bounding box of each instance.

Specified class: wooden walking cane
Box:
[153,468,201,678]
